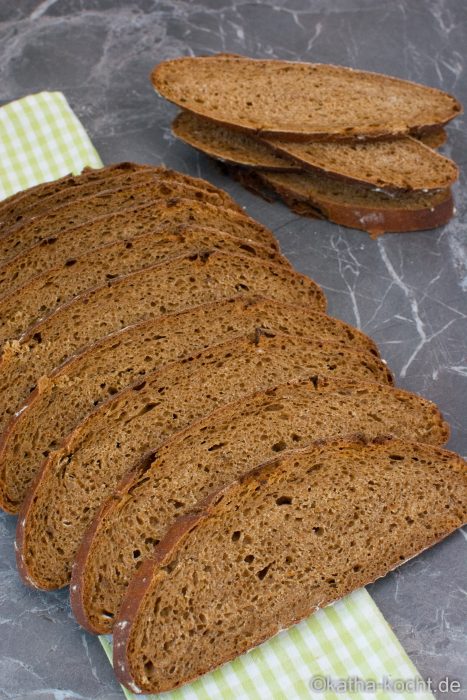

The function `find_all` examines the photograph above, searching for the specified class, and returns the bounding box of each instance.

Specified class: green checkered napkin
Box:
[0,91,434,700]
[0,91,102,198]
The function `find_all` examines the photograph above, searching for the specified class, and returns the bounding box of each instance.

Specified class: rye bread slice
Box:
[0,251,325,436]
[0,227,288,343]
[0,162,151,227]
[0,172,241,264]
[15,333,392,589]
[172,111,458,192]
[0,296,380,513]
[231,167,454,236]
[152,55,462,140]
[112,436,467,695]
[71,378,449,633]
[0,197,279,297]
[0,166,158,232]
[172,111,300,172]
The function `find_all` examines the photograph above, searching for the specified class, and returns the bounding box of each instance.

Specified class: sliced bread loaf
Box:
[0,251,325,436]
[0,173,241,264]
[0,197,280,296]
[0,227,288,342]
[152,56,461,139]
[0,296,380,513]
[0,162,150,227]
[71,378,449,633]
[16,333,393,589]
[173,111,458,192]
[113,436,467,695]
[231,168,454,236]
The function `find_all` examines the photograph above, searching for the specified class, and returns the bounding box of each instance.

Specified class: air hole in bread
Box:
[257,563,272,580]
[272,440,287,453]
[276,495,292,505]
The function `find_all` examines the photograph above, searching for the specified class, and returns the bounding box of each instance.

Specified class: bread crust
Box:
[113,435,466,694]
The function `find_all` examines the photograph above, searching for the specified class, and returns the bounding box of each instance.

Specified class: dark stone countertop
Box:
[0,2,466,699]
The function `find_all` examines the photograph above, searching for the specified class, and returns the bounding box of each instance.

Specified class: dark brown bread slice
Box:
[232,168,454,236]
[3,166,242,231]
[0,251,325,438]
[0,162,151,227]
[0,298,378,512]
[172,111,300,171]
[173,111,458,192]
[15,333,393,589]
[1,163,247,231]
[0,165,242,236]
[0,166,157,232]
[152,55,462,140]
[0,249,321,346]
[262,137,458,192]
[0,172,242,264]
[113,436,467,694]
[71,378,449,633]
[0,296,380,513]
[0,227,288,343]
[0,197,279,296]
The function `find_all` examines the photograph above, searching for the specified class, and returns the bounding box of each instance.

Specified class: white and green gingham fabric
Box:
[0,92,434,700]
[0,91,102,198]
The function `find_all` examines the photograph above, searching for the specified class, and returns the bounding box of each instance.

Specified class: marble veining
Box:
[0,1,466,698]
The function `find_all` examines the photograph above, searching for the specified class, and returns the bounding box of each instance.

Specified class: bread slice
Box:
[0,249,322,346]
[9,166,242,226]
[16,332,392,589]
[0,296,381,514]
[152,55,462,140]
[231,167,454,236]
[0,227,288,343]
[0,171,242,264]
[0,165,242,235]
[172,111,300,172]
[173,111,458,192]
[1,166,159,231]
[0,197,279,296]
[70,378,449,633]
[0,251,325,435]
[0,162,151,227]
[112,436,466,694]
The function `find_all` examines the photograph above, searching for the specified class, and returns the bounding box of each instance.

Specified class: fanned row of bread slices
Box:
[151,54,462,236]
[0,163,465,694]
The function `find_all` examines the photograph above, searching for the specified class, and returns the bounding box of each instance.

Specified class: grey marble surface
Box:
[0,1,466,698]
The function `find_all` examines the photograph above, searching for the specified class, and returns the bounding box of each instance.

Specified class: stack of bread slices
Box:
[0,161,465,695]
[151,54,462,236]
